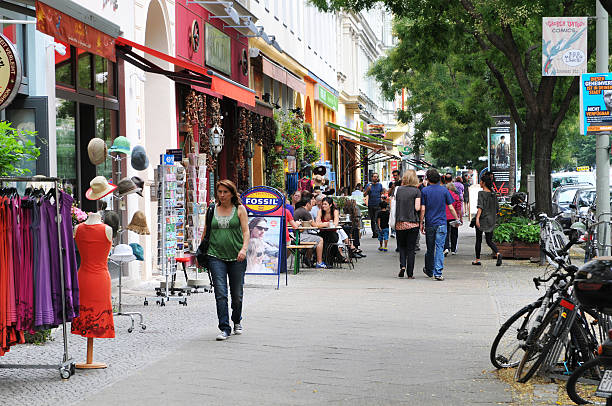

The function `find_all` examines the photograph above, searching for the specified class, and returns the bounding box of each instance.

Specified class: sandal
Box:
[472,260,482,266]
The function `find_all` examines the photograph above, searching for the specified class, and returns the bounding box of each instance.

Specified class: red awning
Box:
[115,37,255,107]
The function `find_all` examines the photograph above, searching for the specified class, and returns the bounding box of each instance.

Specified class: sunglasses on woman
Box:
[255,225,269,231]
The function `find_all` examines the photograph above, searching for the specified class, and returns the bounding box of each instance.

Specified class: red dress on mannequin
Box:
[70,224,114,338]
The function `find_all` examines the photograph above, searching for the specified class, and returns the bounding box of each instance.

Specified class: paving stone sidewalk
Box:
[1,224,561,405]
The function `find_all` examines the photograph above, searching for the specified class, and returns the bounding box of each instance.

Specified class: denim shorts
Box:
[378,228,390,241]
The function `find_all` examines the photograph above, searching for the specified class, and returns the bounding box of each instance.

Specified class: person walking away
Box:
[293,197,327,268]
[343,199,365,258]
[204,180,250,341]
[453,176,464,207]
[377,201,390,252]
[364,173,383,238]
[462,173,471,220]
[444,182,462,255]
[472,172,502,266]
[395,170,421,278]
[420,169,459,281]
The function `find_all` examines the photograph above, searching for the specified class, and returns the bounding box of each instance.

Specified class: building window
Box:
[55,98,77,184]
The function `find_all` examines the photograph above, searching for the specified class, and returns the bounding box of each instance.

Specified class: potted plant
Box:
[493,215,541,259]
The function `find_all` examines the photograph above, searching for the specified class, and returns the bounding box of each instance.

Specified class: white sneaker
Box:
[216,331,230,341]
[451,251,457,255]
[443,249,449,256]
[234,324,243,335]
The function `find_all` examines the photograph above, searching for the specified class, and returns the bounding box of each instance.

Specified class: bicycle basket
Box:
[574,258,612,314]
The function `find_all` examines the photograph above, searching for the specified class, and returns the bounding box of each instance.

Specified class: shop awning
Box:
[328,122,395,148]
[36,0,120,61]
[115,37,256,107]
[261,56,306,95]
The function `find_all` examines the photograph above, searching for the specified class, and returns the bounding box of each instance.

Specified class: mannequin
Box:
[72,212,114,369]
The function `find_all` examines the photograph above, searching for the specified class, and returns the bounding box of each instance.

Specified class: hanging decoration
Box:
[236,108,250,191]
[207,97,221,169]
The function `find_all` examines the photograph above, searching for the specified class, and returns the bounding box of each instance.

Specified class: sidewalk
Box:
[76,225,520,405]
[1,224,555,405]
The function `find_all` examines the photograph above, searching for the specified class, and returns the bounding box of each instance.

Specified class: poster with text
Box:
[542,17,587,77]
[246,216,282,275]
[488,116,516,196]
[580,73,612,135]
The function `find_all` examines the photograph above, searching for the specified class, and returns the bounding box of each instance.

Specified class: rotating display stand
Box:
[145,164,188,306]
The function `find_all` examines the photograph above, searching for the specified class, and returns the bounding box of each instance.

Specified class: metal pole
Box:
[596,0,610,255]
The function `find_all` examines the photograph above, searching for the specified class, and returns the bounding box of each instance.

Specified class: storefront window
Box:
[95,107,116,180]
[94,55,116,96]
[78,52,93,90]
[55,98,77,185]
[55,40,73,86]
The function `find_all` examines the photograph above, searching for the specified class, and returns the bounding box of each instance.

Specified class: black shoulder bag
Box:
[196,203,215,268]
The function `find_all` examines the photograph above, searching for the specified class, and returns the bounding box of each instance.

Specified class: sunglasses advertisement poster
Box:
[241,186,287,287]
[247,216,282,274]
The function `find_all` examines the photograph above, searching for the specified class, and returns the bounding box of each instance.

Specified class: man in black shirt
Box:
[294,198,326,268]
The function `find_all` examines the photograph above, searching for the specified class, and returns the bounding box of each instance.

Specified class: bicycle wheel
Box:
[515,305,561,383]
[490,304,537,369]
[566,357,609,405]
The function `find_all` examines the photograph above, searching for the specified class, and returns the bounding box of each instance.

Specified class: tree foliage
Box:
[311,0,595,214]
[0,121,40,176]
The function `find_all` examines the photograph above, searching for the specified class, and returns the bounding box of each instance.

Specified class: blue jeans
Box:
[208,256,247,334]
[425,224,447,277]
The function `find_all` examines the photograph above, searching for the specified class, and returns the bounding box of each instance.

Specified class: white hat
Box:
[86,176,117,200]
[110,244,136,262]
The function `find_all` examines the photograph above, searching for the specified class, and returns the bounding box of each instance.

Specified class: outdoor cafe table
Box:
[288,226,342,274]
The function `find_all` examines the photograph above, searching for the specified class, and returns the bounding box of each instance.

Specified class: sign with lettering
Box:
[315,84,338,111]
[241,186,283,215]
[488,115,516,196]
[542,17,587,77]
[205,23,231,75]
[0,33,22,110]
[580,73,612,135]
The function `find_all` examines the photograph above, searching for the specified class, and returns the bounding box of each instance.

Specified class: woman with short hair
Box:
[204,180,250,341]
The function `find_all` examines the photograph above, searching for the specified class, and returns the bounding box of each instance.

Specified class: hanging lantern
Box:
[209,124,225,156]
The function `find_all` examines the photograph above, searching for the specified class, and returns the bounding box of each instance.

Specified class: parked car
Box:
[569,186,612,225]
[552,183,593,228]
[552,171,594,191]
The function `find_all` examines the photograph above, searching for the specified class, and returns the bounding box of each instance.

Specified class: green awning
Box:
[326,122,395,147]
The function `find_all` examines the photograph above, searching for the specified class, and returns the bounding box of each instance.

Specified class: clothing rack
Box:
[0,176,76,380]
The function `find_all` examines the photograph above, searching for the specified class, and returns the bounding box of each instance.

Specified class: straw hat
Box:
[87,138,107,165]
[108,136,131,155]
[127,211,150,235]
[110,244,136,262]
[85,176,117,200]
[117,177,142,197]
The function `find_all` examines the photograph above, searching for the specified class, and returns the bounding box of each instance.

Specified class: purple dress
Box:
[58,191,78,321]
[33,200,54,330]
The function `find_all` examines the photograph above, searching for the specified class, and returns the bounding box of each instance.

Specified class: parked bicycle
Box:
[566,258,612,405]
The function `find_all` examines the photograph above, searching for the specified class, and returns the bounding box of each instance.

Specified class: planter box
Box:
[513,242,541,259]
[497,242,514,258]
[492,242,540,259]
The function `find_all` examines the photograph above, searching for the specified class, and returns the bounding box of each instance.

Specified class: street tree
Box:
[312,0,595,214]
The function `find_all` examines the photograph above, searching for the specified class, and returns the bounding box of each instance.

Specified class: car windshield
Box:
[558,189,577,204]
[579,191,596,206]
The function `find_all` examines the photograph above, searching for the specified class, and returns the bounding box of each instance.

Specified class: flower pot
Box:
[287,146,297,156]
[274,144,283,153]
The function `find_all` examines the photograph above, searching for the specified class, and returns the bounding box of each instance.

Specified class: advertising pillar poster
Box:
[488,115,517,196]
[241,186,286,289]
[580,73,612,135]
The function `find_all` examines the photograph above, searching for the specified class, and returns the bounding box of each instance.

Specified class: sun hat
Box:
[103,210,120,238]
[127,210,150,235]
[87,138,107,166]
[116,177,142,197]
[108,136,131,155]
[129,243,144,261]
[131,176,145,197]
[86,176,117,200]
[130,145,149,171]
[110,244,136,262]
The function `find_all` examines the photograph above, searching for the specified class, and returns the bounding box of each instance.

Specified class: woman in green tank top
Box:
[204,180,250,341]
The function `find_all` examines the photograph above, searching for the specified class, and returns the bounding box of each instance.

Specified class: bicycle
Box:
[540,213,571,266]
[490,238,577,370]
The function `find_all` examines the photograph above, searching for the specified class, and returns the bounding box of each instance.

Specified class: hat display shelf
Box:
[144,163,188,307]
[108,151,147,331]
